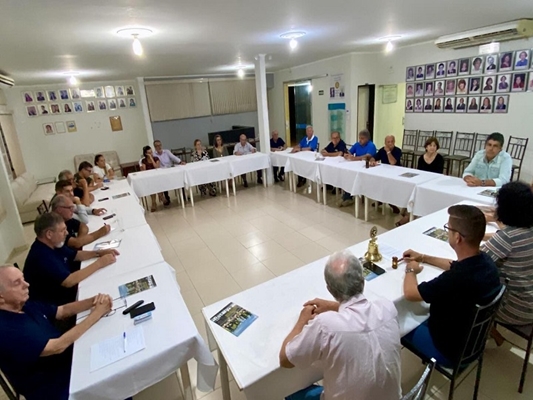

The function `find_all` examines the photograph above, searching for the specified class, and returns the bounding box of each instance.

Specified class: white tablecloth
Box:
[183,159,232,188]
[127,167,186,198]
[287,151,321,182]
[269,149,293,168]
[224,153,271,176]
[318,157,362,194]
[352,165,442,209]
[410,176,497,216]
[71,262,218,400]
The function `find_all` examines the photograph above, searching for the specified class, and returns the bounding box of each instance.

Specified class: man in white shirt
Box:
[233,133,262,187]
[152,140,186,205]
[279,251,402,400]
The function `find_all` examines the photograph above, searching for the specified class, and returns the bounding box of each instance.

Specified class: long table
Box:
[202,201,495,400]
[71,179,217,400]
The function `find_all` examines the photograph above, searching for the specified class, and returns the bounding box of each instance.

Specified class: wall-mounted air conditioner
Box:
[435,19,533,49]
[0,74,14,87]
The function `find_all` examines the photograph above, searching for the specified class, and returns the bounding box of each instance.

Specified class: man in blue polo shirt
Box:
[291,125,319,187]
[0,264,113,400]
[23,212,119,306]
[339,129,377,206]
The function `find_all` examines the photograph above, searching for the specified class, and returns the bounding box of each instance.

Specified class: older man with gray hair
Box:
[279,251,401,400]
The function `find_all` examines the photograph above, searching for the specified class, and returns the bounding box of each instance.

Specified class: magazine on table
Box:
[118,275,157,298]
[478,189,498,198]
[210,302,258,336]
[94,239,122,250]
[423,227,448,242]
[400,172,419,178]
[112,192,131,200]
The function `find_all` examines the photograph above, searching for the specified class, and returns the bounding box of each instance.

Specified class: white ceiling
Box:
[1,0,532,85]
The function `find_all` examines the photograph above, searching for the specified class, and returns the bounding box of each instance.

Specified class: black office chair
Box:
[0,369,19,400]
[401,284,506,400]
[506,136,529,181]
[36,199,48,215]
[401,358,436,400]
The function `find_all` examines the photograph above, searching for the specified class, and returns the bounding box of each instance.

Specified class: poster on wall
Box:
[329,74,345,98]
[328,103,346,139]
[381,85,397,104]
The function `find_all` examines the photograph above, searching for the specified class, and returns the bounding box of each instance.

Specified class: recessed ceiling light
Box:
[377,35,402,42]
[237,68,245,78]
[280,31,306,40]
[116,27,154,38]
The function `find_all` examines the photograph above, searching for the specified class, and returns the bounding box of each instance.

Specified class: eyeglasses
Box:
[443,223,466,237]
[76,296,127,321]
[59,205,76,211]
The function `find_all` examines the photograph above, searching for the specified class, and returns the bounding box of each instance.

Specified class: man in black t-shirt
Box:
[370,135,402,167]
[401,205,501,365]
[321,131,347,157]
[270,130,286,182]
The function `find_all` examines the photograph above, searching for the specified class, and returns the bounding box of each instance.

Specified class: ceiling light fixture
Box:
[132,35,143,56]
[69,76,78,85]
[280,31,306,51]
[116,27,153,56]
[378,35,402,53]
[385,40,394,53]
[237,68,245,78]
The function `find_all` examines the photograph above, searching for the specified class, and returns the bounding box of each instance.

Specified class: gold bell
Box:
[364,226,382,263]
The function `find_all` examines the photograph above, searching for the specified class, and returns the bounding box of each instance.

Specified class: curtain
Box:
[209,78,257,115]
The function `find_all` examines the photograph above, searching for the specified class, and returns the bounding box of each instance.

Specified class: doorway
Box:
[357,84,375,139]
[285,81,312,146]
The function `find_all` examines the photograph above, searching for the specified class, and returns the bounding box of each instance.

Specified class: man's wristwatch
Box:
[406,267,416,274]
[481,180,486,186]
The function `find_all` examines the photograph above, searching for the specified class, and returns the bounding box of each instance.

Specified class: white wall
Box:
[5,80,149,180]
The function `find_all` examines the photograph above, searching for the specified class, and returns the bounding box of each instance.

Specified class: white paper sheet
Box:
[378,242,404,260]
[90,326,146,372]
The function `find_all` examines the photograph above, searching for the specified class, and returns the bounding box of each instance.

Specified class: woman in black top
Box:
[396,137,444,226]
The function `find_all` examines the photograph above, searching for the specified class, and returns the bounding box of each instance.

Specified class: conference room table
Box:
[127,167,186,208]
[202,200,499,400]
[70,262,218,400]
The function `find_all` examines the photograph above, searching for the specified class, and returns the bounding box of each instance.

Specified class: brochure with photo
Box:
[118,275,157,298]
[210,302,258,337]
[94,239,122,250]
[400,172,419,178]
[112,192,131,200]
[478,189,498,198]
[423,227,448,243]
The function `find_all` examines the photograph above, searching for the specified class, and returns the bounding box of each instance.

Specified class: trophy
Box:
[364,226,382,263]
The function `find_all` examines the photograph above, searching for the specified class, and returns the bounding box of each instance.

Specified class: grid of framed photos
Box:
[22,85,137,118]
[405,49,533,114]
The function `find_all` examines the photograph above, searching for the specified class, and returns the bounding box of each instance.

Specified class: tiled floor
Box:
[5,182,532,400]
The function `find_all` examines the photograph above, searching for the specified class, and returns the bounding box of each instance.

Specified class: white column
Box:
[254,54,272,185]
[136,77,155,144]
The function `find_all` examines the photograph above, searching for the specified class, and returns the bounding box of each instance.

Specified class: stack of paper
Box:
[90,326,146,372]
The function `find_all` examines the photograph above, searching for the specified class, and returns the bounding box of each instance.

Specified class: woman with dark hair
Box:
[140,145,164,211]
[192,139,217,197]
[482,182,533,345]
[212,134,228,158]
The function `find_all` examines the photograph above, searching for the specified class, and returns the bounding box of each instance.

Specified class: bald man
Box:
[370,135,402,167]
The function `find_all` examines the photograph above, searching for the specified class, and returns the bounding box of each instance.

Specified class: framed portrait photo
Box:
[494,95,509,113]
[98,100,107,111]
[405,98,414,113]
[415,66,425,81]
[38,104,49,115]
[456,78,469,95]
[433,97,444,113]
[47,90,58,102]
[499,52,513,72]
[423,97,433,112]
[443,97,455,113]
[469,77,481,95]
[43,123,55,135]
[485,54,498,73]
[128,97,137,107]
[55,122,66,134]
[59,89,70,100]
[414,83,424,97]
[73,101,83,112]
[406,67,415,81]
[446,60,458,77]
[26,105,38,117]
[108,99,117,110]
[94,86,105,98]
[62,103,73,113]
[86,100,96,112]
[104,86,115,98]
[80,89,95,98]
[455,97,467,113]
[434,80,445,96]
[66,120,77,133]
[125,85,135,96]
[34,91,46,102]
[482,76,496,94]
[115,86,126,96]
[480,96,494,113]
[425,63,435,80]
[496,74,511,93]
[435,62,446,78]
[445,79,456,95]
[458,58,470,75]
[405,83,414,98]
[511,73,527,92]
[22,91,34,103]
[118,98,127,108]
[50,104,61,114]
[470,56,484,75]
[424,82,434,96]
[467,97,480,113]
[528,74,533,92]
[514,50,530,70]
[70,88,81,99]
[414,98,423,113]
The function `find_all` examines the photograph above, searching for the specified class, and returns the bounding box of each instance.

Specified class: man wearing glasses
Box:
[400,205,501,366]
[74,161,103,195]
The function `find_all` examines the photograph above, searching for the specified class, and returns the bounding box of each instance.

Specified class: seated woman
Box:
[212,134,228,158]
[93,154,115,181]
[481,182,533,345]
[192,139,217,197]
[140,145,165,212]
[396,137,445,226]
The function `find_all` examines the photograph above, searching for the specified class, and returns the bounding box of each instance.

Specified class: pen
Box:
[123,331,127,353]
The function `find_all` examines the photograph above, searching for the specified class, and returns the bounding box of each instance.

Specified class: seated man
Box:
[52,180,106,223]
[270,130,286,182]
[23,212,119,306]
[402,205,501,366]
[74,161,103,194]
[280,250,401,400]
[370,135,402,166]
[321,131,347,157]
[50,195,110,250]
[462,132,512,187]
[153,139,186,205]
[233,133,262,187]
[0,264,112,400]
[339,129,377,206]
[58,169,94,207]
[291,125,319,187]
[93,154,115,181]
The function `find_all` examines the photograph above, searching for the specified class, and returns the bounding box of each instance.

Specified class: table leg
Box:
[364,196,369,222]
[322,183,327,205]
[288,171,293,191]
[218,349,232,400]
[189,188,195,207]
[225,180,229,197]
[382,203,386,215]
[179,363,196,400]
[409,212,414,222]
[179,188,185,209]
[316,183,320,203]
[355,196,359,218]
[263,169,267,188]
[232,177,236,196]
[292,173,297,193]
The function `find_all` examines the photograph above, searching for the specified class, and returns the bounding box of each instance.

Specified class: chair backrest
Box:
[473,133,489,155]
[506,136,529,166]
[415,131,435,153]
[402,130,418,151]
[458,284,506,365]
[0,369,19,400]
[435,131,453,155]
[36,200,48,215]
[401,358,436,400]
[73,153,94,171]
[452,132,476,157]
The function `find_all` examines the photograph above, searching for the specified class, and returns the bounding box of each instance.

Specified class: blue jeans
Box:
[285,384,324,400]
[403,320,454,368]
